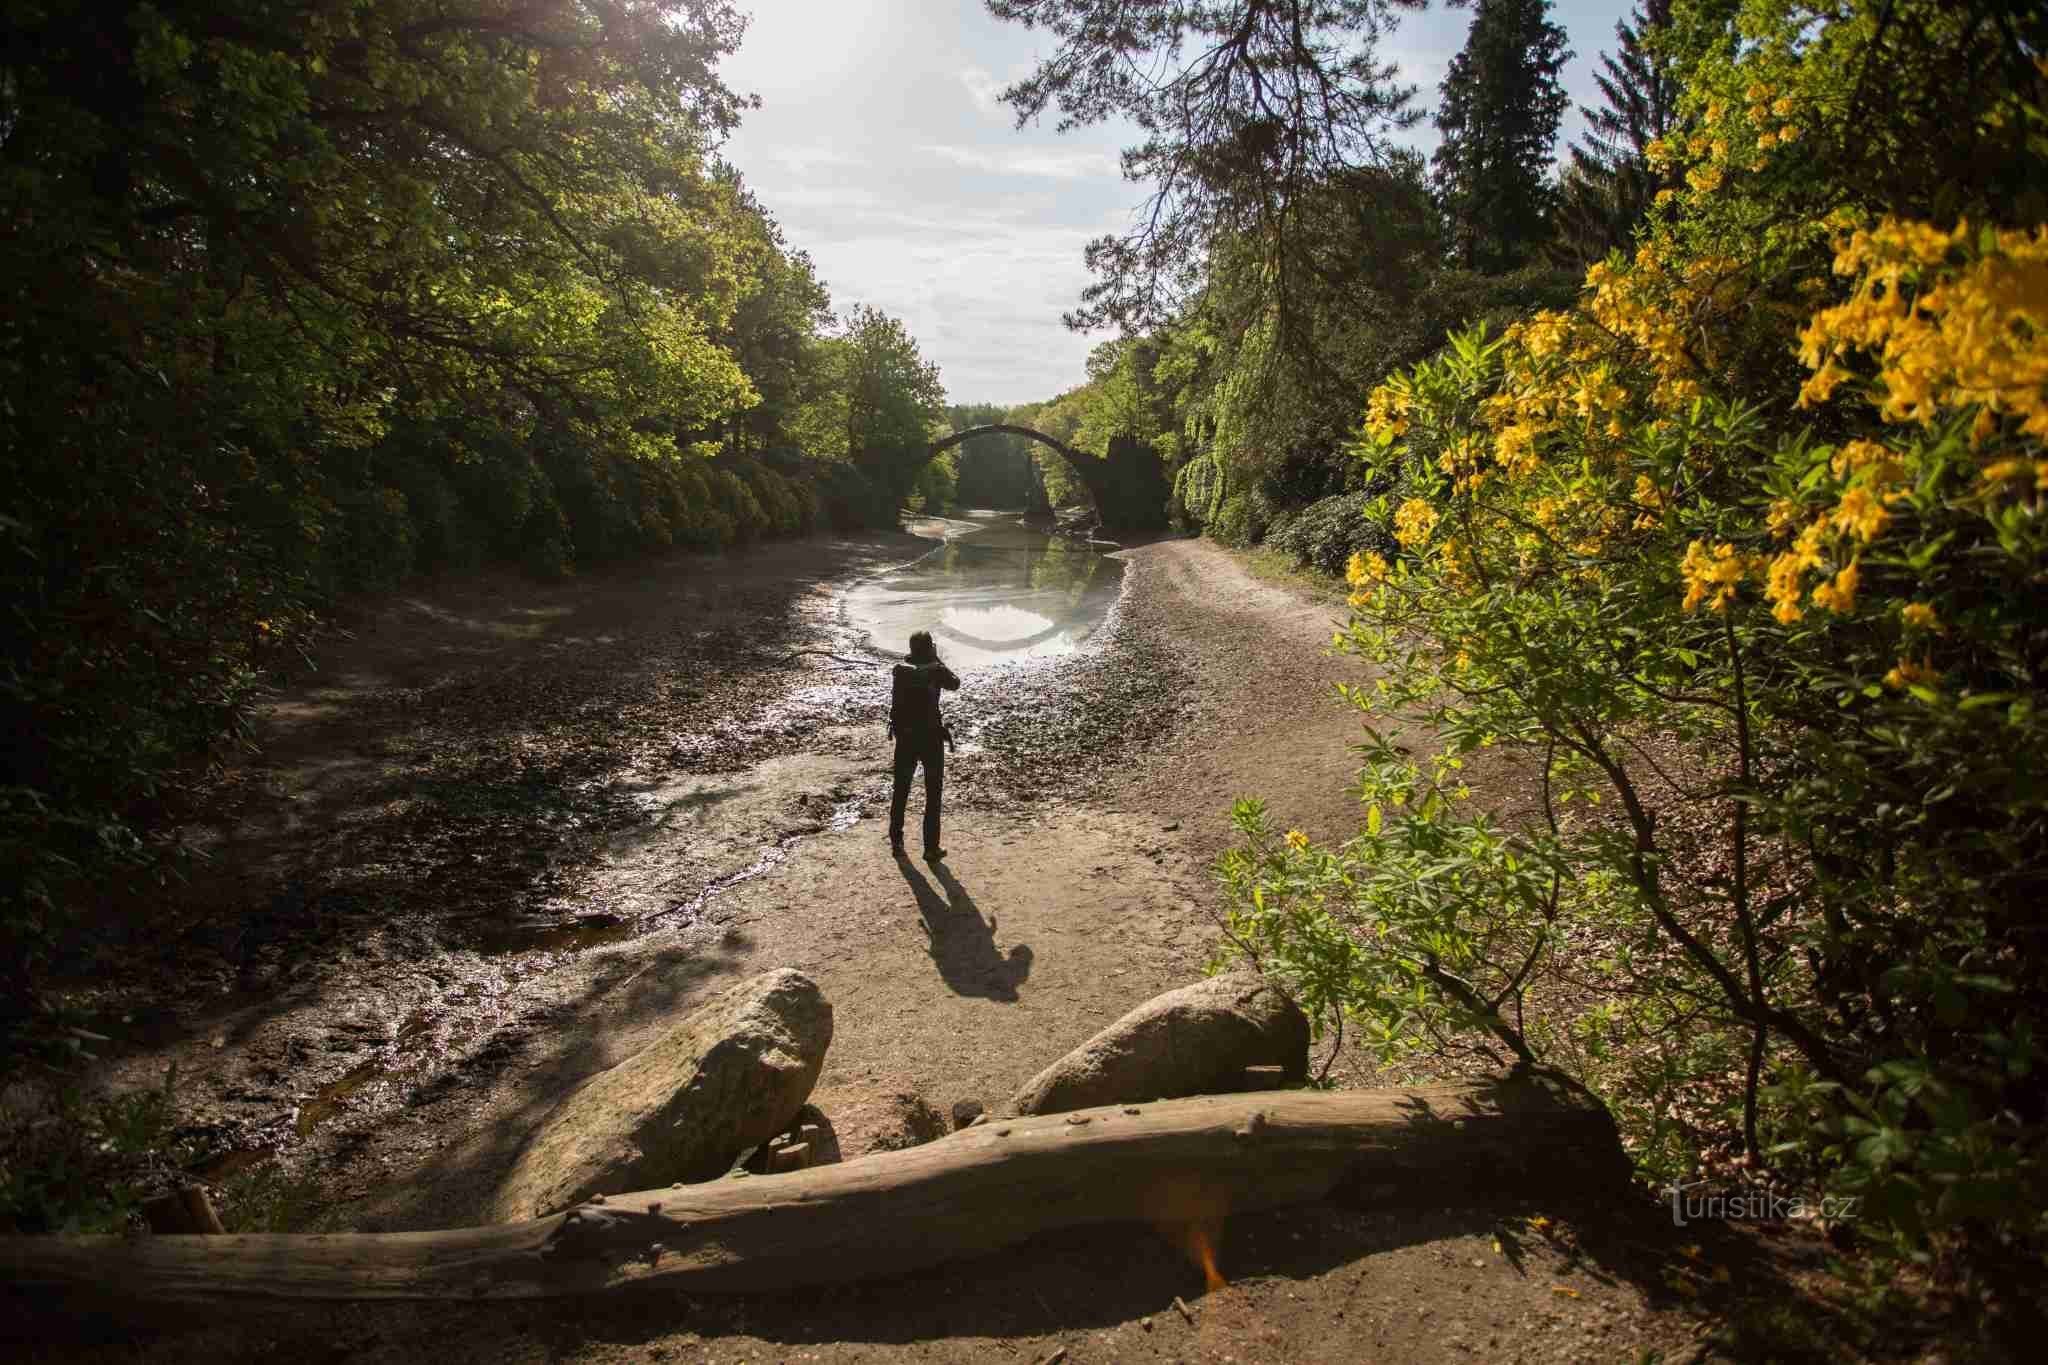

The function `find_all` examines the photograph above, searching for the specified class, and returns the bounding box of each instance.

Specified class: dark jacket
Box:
[890,660,959,746]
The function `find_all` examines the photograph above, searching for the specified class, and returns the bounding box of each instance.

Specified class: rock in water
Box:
[1009,975,1309,1116]
[491,968,832,1221]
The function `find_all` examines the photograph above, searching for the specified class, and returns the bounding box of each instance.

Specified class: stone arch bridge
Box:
[929,424,1169,531]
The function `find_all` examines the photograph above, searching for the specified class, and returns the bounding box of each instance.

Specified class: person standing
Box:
[888,630,959,860]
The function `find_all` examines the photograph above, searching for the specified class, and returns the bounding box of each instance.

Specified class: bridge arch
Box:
[929,424,1169,531]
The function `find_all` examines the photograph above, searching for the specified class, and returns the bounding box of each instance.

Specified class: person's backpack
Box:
[889,662,951,745]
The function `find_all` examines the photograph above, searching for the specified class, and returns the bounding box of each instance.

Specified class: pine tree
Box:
[1431,0,1573,273]
[1550,0,1680,267]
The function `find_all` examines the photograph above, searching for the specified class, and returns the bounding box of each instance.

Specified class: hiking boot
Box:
[923,846,947,862]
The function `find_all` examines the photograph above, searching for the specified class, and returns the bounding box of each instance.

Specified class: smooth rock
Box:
[1009,974,1309,1116]
[491,968,831,1221]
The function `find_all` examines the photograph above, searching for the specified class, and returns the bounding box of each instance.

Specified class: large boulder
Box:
[1009,974,1309,1116]
[491,968,832,1221]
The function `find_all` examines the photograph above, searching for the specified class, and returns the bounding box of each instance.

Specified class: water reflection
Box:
[844,511,1124,669]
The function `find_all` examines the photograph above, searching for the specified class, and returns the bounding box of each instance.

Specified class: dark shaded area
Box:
[895,855,1032,1002]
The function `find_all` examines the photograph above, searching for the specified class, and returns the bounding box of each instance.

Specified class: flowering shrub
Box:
[1221,0,2048,1271]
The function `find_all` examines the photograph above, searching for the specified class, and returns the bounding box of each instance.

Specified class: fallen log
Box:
[0,1072,1625,1307]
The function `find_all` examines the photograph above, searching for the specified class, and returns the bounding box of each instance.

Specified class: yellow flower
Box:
[1365,383,1412,440]
[1772,95,1796,118]
[1687,164,1725,194]
[1798,359,1853,407]
[1493,422,1541,477]
[1830,486,1891,542]
[1746,81,1772,103]
[1346,550,1390,587]
[1835,437,1908,485]
[1811,560,1860,614]
[1284,829,1310,852]
[1705,100,1727,125]
[1680,540,1747,613]
[1394,498,1439,548]
[1884,657,1940,691]
[1901,602,1942,630]
[1767,498,1802,537]
[1756,128,1779,151]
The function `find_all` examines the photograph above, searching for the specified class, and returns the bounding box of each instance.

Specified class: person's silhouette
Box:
[887,629,959,860]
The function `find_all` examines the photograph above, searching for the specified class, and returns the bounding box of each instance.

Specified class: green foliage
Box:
[1221,0,2048,1280]
[1265,491,1396,576]
[1173,451,1227,529]
[0,1068,180,1235]
[1208,488,1278,547]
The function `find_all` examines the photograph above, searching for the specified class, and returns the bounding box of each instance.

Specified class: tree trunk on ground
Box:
[1,1074,1624,1309]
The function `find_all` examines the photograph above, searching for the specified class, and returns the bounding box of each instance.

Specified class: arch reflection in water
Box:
[844,512,1124,669]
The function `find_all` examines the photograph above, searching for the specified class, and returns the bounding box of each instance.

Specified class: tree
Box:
[838,306,947,501]
[1549,0,1679,267]
[987,0,1426,334]
[1431,0,1572,272]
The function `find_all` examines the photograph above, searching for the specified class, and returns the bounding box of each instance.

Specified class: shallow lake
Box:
[841,510,1125,670]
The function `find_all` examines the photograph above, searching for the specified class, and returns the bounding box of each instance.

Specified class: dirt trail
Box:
[47,528,1825,1364]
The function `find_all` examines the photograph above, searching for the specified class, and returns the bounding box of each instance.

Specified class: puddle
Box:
[842,512,1123,669]
[468,910,636,956]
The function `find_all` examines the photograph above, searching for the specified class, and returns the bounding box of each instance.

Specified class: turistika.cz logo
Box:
[1665,1180,1861,1227]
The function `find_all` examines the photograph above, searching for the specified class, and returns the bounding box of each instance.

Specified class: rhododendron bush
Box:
[1220,0,2047,1268]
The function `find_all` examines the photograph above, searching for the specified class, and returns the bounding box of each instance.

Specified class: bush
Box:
[810,461,893,531]
[382,453,485,573]
[1266,491,1397,577]
[1207,487,1277,546]
[1220,0,2048,1279]
[324,487,416,595]
[1173,450,1225,528]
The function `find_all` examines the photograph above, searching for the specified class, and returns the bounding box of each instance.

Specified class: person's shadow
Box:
[894,854,1033,1001]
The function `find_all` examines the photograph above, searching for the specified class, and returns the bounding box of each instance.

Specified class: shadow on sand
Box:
[894,854,1032,1002]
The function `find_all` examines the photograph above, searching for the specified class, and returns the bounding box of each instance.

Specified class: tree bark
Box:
[1,1074,1624,1307]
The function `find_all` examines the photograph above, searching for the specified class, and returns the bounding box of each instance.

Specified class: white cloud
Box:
[958,65,1009,119]
[919,143,1122,180]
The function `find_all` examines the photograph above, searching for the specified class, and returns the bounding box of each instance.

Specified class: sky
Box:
[716,0,1639,407]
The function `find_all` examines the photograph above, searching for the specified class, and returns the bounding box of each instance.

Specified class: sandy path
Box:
[42,532,1739,1364]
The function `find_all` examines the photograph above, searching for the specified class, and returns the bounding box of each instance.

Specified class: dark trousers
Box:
[888,738,944,850]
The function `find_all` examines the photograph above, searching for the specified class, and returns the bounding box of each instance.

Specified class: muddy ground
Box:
[23,519,1890,1363]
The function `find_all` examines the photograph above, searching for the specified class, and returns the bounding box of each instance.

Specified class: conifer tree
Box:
[1550,0,1680,267]
[1430,0,1572,272]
